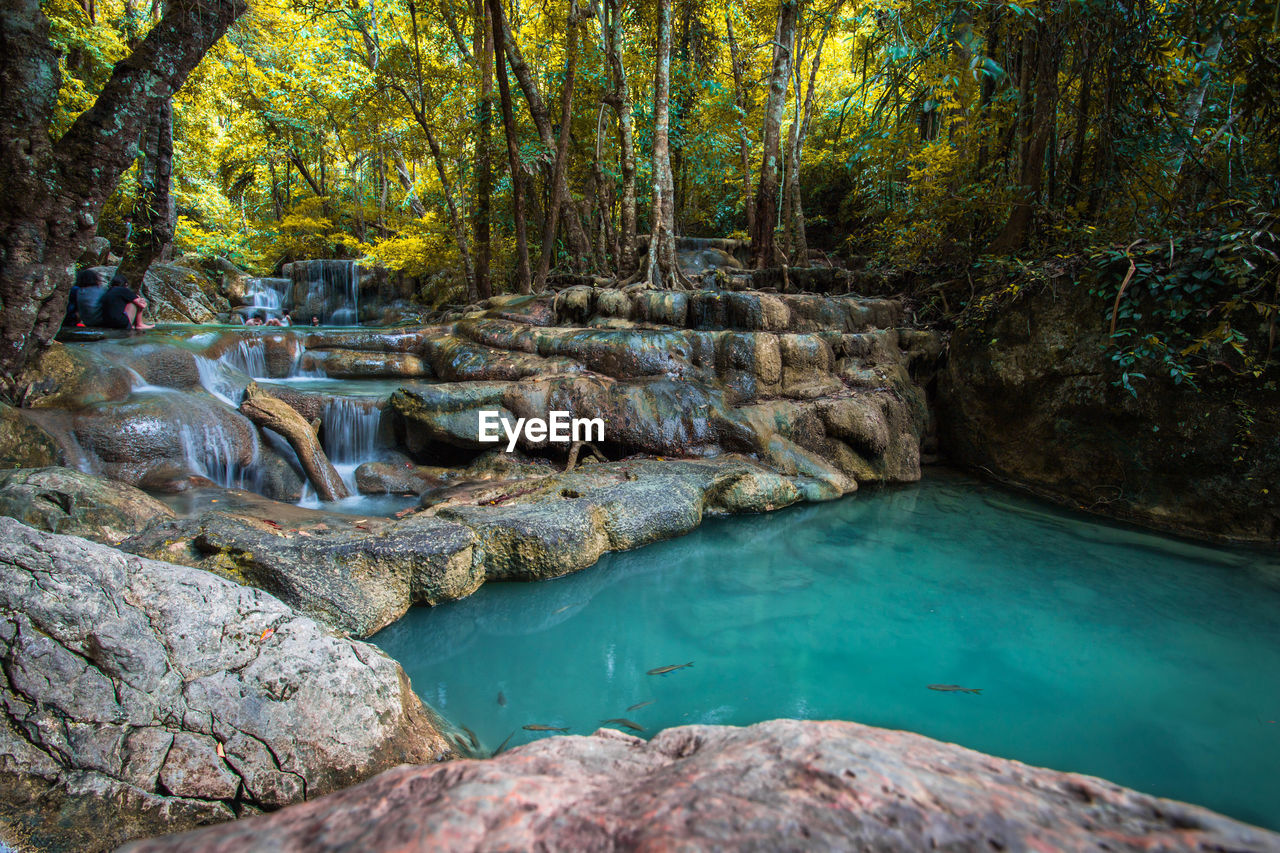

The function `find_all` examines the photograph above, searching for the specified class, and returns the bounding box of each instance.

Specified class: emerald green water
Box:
[372,472,1280,830]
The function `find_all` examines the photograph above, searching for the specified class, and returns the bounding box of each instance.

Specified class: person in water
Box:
[101,272,154,330]
[311,315,320,326]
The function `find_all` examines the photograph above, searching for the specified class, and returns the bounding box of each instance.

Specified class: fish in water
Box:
[647,662,694,675]
[627,700,655,712]
[523,724,569,732]
[461,725,480,749]
[601,718,645,732]
[928,684,982,694]
[497,690,506,706]
[491,731,515,756]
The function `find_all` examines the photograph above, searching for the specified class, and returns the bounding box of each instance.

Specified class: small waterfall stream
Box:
[242,277,290,323]
[320,398,383,494]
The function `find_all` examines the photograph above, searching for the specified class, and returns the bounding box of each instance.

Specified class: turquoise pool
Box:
[373,471,1280,830]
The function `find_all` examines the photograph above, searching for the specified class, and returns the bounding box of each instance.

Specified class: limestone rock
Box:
[0,467,173,544]
[120,719,1280,853]
[939,282,1280,543]
[123,510,481,636]
[0,517,454,853]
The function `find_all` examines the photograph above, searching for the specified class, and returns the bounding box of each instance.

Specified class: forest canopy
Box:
[41,0,1276,281]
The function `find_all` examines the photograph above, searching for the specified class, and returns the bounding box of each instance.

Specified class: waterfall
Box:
[242,277,289,323]
[321,398,382,492]
[178,419,261,490]
[221,337,268,378]
[287,260,361,326]
[322,398,381,463]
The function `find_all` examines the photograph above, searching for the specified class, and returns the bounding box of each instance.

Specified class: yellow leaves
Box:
[364,215,456,278]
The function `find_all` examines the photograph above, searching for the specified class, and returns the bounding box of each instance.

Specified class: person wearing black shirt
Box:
[101,273,154,330]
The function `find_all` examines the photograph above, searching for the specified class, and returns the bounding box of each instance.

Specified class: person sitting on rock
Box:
[64,268,97,327]
[101,272,154,330]
[74,268,107,327]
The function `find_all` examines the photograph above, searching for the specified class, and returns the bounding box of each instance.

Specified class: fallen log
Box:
[239,382,350,501]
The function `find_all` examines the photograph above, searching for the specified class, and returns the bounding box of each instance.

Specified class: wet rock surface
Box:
[0,517,455,853]
[120,719,1280,853]
[939,283,1280,543]
[31,288,942,633]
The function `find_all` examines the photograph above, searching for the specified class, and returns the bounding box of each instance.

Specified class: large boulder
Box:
[938,282,1280,543]
[0,467,172,544]
[0,517,455,853]
[120,719,1280,852]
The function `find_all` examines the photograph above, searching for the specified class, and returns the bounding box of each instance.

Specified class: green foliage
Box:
[1087,214,1279,395]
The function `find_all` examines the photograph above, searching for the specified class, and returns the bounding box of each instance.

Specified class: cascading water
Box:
[178,418,261,490]
[287,260,361,326]
[221,337,269,377]
[242,277,290,323]
[320,397,383,493]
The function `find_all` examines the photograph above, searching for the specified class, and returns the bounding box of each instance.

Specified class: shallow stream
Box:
[373,471,1280,830]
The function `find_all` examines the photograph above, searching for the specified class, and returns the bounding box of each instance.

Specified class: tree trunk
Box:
[489,0,591,267]
[240,383,349,502]
[472,0,493,299]
[533,4,580,292]
[490,4,531,294]
[602,0,638,276]
[645,0,680,289]
[0,0,246,385]
[118,95,175,283]
[989,23,1060,253]
[784,15,832,268]
[750,0,799,269]
[393,152,427,219]
[1066,37,1092,206]
[726,10,756,238]
[1169,26,1224,179]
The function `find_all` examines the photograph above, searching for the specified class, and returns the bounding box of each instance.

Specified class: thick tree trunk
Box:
[645,0,680,289]
[1066,38,1092,206]
[118,96,175,283]
[489,0,591,267]
[489,4,531,294]
[533,5,580,292]
[0,0,246,385]
[472,0,493,299]
[989,23,1060,253]
[750,0,799,269]
[726,10,756,239]
[602,0,638,276]
[240,383,349,502]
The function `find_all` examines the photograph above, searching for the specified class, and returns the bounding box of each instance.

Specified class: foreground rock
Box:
[0,518,455,853]
[121,719,1280,852]
[0,466,173,544]
[939,282,1280,543]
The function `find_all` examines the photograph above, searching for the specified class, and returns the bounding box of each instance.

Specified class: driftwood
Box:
[240,382,350,501]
